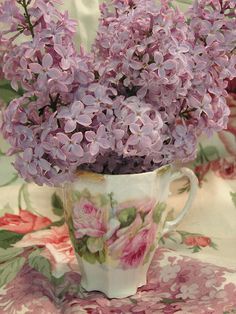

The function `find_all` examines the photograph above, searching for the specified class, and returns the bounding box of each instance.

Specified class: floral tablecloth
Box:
[0,1,236,313]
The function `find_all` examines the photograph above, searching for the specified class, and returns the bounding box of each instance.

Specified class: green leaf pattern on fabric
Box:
[28,249,52,281]
[0,174,18,188]
[0,230,24,249]
[0,256,26,288]
[51,192,64,216]
[0,247,23,263]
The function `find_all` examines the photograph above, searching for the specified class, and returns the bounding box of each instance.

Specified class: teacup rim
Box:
[74,164,173,180]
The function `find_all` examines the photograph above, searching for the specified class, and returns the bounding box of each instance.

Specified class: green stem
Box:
[168,236,178,243]
[159,237,165,245]
[174,0,192,4]
[199,143,210,163]
[50,93,60,112]
[18,184,24,209]
[20,0,35,38]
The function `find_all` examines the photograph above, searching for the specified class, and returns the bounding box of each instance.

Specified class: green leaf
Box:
[0,247,23,263]
[161,298,183,304]
[95,249,106,264]
[66,217,78,251]
[203,146,219,159]
[51,192,64,216]
[0,256,26,288]
[210,242,218,250]
[83,250,97,264]
[167,236,178,243]
[100,194,110,207]
[0,79,24,95]
[0,80,20,104]
[195,153,202,164]
[0,230,24,249]
[98,249,106,264]
[28,248,43,259]
[0,174,18,188]
[28,250,52,280]
[87,237,104,253]
[191,245,201,253]
[197,144,219,164]
[118,207,137,228]
[153,202,166,224]
[51,275,65,286]
[159,236,165,245]
[174,0,194,5]
[77,236,88,255]
[72,191,81,202]
[230,192,236,208]
[49,218,65,228]
[0,149,5,156]
[178,181,190,194]
[169,2,177,9]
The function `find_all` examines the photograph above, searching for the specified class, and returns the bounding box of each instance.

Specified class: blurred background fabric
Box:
[61,0,191,51]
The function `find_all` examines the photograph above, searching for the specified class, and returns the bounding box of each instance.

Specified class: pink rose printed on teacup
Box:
[119,225,157,269]
[71,190,166,269]
[73,198,107,239]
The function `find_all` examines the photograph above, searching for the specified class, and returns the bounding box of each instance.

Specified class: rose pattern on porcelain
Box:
[71,189,166,269]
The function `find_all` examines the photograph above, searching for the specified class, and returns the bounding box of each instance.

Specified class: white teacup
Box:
[64,165,198,298]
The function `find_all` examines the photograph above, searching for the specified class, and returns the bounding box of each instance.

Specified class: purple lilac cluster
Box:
[0,0,95,185]
[0,0,236,185]
[89,0,236,169]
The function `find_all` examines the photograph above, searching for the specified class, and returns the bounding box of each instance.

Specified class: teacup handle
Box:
[162,167,198,235]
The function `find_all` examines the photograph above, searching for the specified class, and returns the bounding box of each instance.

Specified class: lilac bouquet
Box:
[0,0,235,185]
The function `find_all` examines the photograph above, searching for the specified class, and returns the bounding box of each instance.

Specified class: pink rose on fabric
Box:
[211,159,236,180]
[0,209,52,234]
[40,240,78,276]
[72,199,107,238]
[184,236,211,248]
[14,224,77,277]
